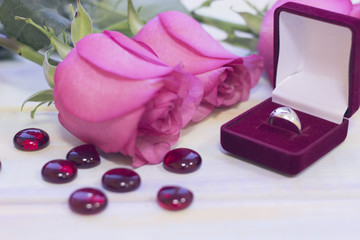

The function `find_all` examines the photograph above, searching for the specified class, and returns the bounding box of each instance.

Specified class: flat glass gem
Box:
[157,186,193,211]
[163,148,202,173]
[66,144,100,169]
[41,160,77,183]
[69,188,108,215]
[102,168,141,192]
[13,128,50,151]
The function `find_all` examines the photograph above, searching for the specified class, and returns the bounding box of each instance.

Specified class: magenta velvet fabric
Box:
[221,98,348,175]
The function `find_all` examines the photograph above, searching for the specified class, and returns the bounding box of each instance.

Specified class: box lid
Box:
[273,2,360,124]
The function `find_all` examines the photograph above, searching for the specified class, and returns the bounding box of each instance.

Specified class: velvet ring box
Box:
[220,2,360,175]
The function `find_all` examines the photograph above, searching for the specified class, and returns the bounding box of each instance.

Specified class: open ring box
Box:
[220,2,360,175]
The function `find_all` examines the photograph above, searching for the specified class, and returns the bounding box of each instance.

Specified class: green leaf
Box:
[88,0,188,32]
[236,12,263,36]
[30,102,47,118]
[0,0,71,51]
[21,89,54,111]
[224,36,258,52]
[0,0,188,50]
[51,35,72,59]
[127,0,144,35]
[262,3,271,13]
[102,19,130,33]
[15,16,72,59]
[42,49,57,88]
[71,0,93,45]
[198,0,218,8]
[191,12,252,35]
[123,0,188,21]
[243,0,266,17]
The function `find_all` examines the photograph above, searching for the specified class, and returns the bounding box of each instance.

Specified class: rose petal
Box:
[258,0,353,83]
[196,62,252,107]
[191,61,252,121]
[56,103,145,156]
[139,90,182,135]
[351,3,360,18]
[191,101,215,122]
[133,134,179,167]
[165,70,203,126]
[242,54,264,87]
[220,64,251,106]
[76,33,172,79]
[196,67,229,98]
[158,11,237,59]
[135,16,233,74]
[104,30,166,67]
[54,50,164,122]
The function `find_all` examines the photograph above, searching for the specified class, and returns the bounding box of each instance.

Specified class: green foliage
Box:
[21,89,54,118]
[43,49,57,88]
[15,16,72,59]
[191,0,267,52]
[0,0,71,51]
[198,0,219,8]
[0,0,188,50]
[71,0,93,45]
[236,12,262,37]
[127,0,145,35]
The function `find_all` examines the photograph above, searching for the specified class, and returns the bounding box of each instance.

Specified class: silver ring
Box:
[269,107,301,134]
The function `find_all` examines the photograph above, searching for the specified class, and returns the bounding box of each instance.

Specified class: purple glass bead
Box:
[13,128,50,151]
[41,160,77,183]
[69,188,108,215]
[163,148,201,173]
[157,186,193,211]
[102,168,141,192]
[66,144,100,169]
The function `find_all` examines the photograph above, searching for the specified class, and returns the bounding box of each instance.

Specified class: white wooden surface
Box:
[1,0,360,239]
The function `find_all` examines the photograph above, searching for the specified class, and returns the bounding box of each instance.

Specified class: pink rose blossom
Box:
[258,0,353,84]
[54,31,203,167]
[351,3,360,18]
[134,11,263,122]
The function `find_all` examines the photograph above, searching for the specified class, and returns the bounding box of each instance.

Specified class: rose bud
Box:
[54,31,203,167]
[135,11,263,121]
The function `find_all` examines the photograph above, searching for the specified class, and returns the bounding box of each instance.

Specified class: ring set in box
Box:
[220,2,360,175]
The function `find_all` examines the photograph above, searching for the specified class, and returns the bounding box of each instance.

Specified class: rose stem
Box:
[0,34,44,66]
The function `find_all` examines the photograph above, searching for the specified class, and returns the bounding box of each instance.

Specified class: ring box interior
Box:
[220,2,360,175]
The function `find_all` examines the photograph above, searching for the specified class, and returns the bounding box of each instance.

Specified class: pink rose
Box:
[54,31,203,167]
[134,11,263,122]
[258,0,353,84]
[351,3,360,18]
